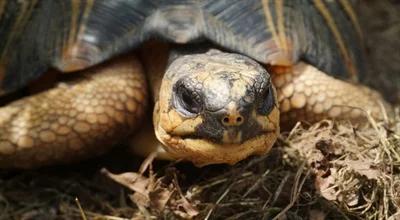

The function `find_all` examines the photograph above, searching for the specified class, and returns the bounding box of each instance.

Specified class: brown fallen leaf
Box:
[336,160,381,180]
[102,153,199,218]
[101,168,151,207]
[172,172,199,218]
[101,169,149,194]
[149,184,175,211]
[315,169,338,201]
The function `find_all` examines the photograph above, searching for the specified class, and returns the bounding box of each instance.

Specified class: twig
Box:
[266,172,290,208]
[272,163,310,220]
[204,182,234,220]
[242,169,270,198]
[75,197,87,220]
[190,172,252,195]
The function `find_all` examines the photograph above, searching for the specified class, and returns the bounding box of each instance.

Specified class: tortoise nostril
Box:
[221,115,244,126]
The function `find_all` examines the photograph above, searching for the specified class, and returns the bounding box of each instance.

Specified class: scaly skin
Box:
[272,62,390,129]
[0,52,391,169]
[0,55,148,168]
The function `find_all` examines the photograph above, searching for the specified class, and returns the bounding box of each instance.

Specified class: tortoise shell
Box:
[0,0,363,95]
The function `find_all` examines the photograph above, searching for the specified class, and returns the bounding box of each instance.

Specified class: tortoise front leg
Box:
[273,62,390,129]
[0,55,148,169]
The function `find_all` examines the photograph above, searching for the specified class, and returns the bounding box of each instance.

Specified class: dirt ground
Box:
[0,1,400,220]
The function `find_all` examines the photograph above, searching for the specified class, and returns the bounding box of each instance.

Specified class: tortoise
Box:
[0,0,390,169]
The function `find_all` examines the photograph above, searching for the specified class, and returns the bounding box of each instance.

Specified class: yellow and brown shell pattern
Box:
[0,0,363,95]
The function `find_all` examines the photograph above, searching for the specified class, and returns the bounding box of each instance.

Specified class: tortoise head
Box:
[153,49,279,166]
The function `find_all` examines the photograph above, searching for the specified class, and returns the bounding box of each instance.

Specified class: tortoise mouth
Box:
[153,103,279,166]
[154,123,279,167]
[153,100,280,166]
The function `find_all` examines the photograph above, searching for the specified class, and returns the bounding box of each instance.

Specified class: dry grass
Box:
[105,109,400,219]
[283,112,400,219]
[1,1,400,220]
[1,111,399,220]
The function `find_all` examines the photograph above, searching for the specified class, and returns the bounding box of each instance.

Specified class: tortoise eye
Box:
[257,85,275,115]
[174,81,203,116]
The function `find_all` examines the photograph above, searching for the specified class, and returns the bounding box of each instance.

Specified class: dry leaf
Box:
[336,160,381,180]
[149,186,174,211]
[101,168,150,194]
[315,171,337,201]
[103,155,199,218]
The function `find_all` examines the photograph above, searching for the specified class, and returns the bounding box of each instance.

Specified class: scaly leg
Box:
[272,62,390,129]
[0,55,148,168]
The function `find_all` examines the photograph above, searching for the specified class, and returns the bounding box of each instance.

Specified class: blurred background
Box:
[359,0,400,103]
